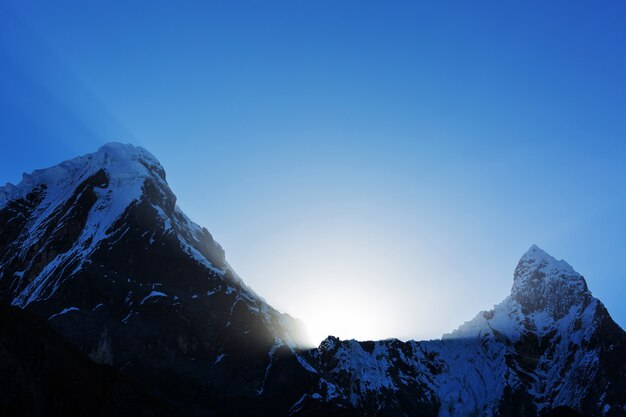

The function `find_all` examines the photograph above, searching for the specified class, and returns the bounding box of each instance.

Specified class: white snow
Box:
[140,291,167,304]
[511,244,587,307]
[151,204,173,233]
[8,143,168,307]
[177,235,224,275]
[295,354,318,373]
[328,339,399,406]
[121,311,134,324]
[257,338,283,395]
[289,394,308,415]
[48,306,79,320]
[4,143,232,309]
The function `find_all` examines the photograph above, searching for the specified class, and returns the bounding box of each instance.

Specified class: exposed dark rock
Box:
[0,303,178,417]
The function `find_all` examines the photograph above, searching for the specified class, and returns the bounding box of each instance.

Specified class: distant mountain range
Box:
[1,143,624,417]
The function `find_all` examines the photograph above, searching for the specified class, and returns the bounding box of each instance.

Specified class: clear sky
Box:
[1,0,626,343]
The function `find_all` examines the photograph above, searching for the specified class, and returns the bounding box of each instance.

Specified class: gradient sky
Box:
[1,1,626,343]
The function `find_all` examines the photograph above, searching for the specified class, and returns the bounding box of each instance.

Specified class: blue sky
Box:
[1,0,625,342]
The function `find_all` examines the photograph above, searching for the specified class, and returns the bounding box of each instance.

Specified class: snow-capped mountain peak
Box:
[0,143,184,307]
[445,245,594,346]
[0,143,315,415]
[0,142,164,210]
[512,245,589,318]
[292,246,625,417]
[514,244,579,284]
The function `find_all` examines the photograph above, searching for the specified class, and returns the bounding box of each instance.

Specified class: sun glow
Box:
[228,211,451,345]
[288,273,394,345]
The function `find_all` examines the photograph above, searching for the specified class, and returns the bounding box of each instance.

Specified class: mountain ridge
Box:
[0,143,624,417]
[287,243,625,416]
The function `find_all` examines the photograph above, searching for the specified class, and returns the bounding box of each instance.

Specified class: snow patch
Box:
[140,291,167,304]
[48,307,79,320]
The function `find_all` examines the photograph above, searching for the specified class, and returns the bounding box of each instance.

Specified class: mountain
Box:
[0,143,311,416]
[283,246,626,417]
[1,143,624,417]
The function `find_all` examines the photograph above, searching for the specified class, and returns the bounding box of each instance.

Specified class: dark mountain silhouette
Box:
[0,303,178,417]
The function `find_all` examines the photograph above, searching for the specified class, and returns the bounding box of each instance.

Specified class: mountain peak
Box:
[94,142,163,173]
[520,244,551,262]
[511,245,589,317]
[98,141,140,153]
[0,142,180,307]
[514,244,578,282]
[0,142,165,210]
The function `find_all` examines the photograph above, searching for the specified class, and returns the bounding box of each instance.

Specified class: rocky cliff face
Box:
[1,143,624,417]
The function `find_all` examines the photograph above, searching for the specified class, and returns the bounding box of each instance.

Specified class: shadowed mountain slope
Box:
[0,303,178,417]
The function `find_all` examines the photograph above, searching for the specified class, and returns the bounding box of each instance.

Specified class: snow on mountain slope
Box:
[432,245,605,416]
[0,143,283,330]
[0,143,311,417]
[1,143,179,306]
[0,142,157,210]
[286,245,626,417]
